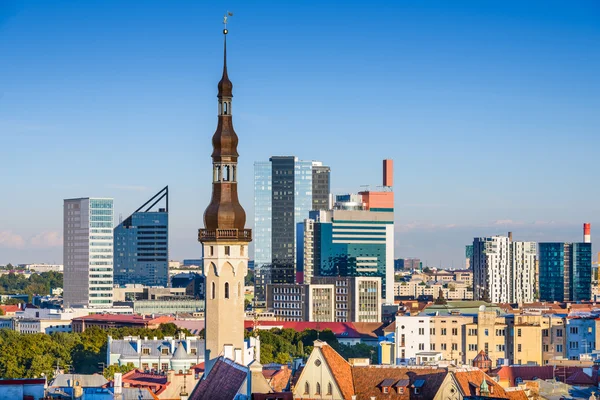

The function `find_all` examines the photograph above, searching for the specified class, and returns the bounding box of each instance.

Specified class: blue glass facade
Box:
[539,242,592,302]
[114,211,169,287]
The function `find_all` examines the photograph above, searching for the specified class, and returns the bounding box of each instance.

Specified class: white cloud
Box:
[0,231,26,248]
[29,231,63,248]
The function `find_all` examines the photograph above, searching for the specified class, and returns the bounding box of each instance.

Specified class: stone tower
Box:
[198,25,252,371]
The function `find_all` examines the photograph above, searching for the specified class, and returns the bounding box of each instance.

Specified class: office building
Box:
[63,197,114,308]
[472,234,536,304]
[114,187,169,287]
[539,242,592,302]
[265,276,381,322]
[253,156,330,300]
[403,258,421,271]
[465,245,473,269]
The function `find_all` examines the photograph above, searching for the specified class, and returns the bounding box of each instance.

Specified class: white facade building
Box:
[472,235,536,304]
[63,198,114,308]
[22,264,64,273]
[395,315,431,364]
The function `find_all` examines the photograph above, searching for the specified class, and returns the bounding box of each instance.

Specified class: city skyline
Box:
[1,1,599,266]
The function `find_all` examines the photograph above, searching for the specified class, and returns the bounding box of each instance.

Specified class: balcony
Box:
[198,228,252,242]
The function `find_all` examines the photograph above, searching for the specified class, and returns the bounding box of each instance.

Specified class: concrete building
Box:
[107,335,204,372]
[20,263,63,273]
[304,188,395,303]
[71,314,174,332]
[112,285,187,302]
[63,197,114,308]
[266,276,381,323]
[12,318,72,334]
[472,235,536,304]
[565,316,596,360]
[113,186,169,287]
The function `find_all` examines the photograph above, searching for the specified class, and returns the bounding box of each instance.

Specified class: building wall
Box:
[512,242,536,303]
[311,163,330,211]
[114,211,168,287]
[395,316,432,363]
[293,344,345,400]
[266,283,308,321]
[566,318,596,360]
[253,161,272,302]
[64,198,114,308]
[539,242,592,302]
[429,315,473,364]
[309,285,334,322]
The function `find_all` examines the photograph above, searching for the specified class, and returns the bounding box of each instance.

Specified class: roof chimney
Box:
[383,159,393,188]
[114,373,122,396]
[584,223,591,243]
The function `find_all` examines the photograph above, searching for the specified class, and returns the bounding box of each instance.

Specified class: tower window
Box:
[211,282,215,299]
[225,246,230,256]
[209,246,214,256]
[225,282,230,299]
[223,102,228,115]
[240,246,245,256]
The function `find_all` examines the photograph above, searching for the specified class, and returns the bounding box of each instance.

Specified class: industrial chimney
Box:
[383,159,393,188]
[584,223,591,243]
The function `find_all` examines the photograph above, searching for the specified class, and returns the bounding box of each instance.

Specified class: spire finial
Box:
[223,11,233,34]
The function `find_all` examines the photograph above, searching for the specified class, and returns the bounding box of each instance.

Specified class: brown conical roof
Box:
[217,36,233,98]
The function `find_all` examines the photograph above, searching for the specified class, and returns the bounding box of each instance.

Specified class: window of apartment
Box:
[161,348,169,355]
[452,328,458,336]
[419,343,425,350]
[441,343,447,350]
[517,329,521,337]
[152,363,158,370]
[484,329,489,336]
[542,329,549,337]
[142,363,149,370]
[191,348,197,355]
[452,343,458,351]
[485,343,489,354]
[556,329,563,337]
[161,363,168,371]
[142,348,150,355]
[225,246,231,256]
[556,344,563,352]
[518,344,522,352]
[441,328,447,335]
[469,344,477,351]
[468,329,477,336]
[570,327,578,334]
[418,328,424,335]
[430,328,435,335]
[569,342,579,349]
[430,343,436,351]
[543,345,549,352]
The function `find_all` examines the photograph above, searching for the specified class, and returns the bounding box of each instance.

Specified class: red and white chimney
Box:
[584,223,591,243]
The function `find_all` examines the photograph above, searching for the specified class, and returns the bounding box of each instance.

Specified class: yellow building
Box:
[464,309,510,366]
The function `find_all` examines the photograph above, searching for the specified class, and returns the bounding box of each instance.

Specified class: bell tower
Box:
[199,19,252,371]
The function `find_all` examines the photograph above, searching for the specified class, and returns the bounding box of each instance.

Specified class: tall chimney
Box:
[508,232,513,242]
[584,223,591,243]
[383,159,393,188]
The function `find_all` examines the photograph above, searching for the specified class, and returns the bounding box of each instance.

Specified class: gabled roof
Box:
[565,370,595,386]
[452,368,510,399]
[318,341,354,400]
[473,350,491,362]
[262,367,292,392]
[189,357,247,400]
[108,337,204,360]
[352,366,446,399]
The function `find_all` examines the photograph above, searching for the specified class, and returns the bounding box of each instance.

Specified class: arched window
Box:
[225,282,230,299]
[327,382,333,395]
[224,102,228,115]
[304,382,309,395]
[316,382,321,395]
[211,282,215,299]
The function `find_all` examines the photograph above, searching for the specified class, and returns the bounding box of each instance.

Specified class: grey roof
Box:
[172,341,188,360]
[78,387,156,399]
[109,337,204,359]
[395,379,410,387]
[380,379,396,387]
[50,374,108,388]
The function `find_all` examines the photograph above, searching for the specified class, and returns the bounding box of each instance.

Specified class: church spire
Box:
[200,13,250,241]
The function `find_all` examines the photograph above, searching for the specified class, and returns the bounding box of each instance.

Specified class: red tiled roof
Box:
[262,367,292,392]
[191,362,205,374]
[565,370,595,386]
[120,370,168,394]
[352,366,446,399]
[352,322,387,339]
[492,365,585,387]
[0,305,21,314]
[318,342,354,400]
[189,357,247,400]
[243,321,362,338]
[0,379,46,385]
[73,314,174,324]
[505,390,529,400]
[453,369,510,399]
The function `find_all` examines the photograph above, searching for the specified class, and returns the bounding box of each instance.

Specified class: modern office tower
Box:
[63,198,114,308]
[539,242,592,302]
[472,235,536,303]
[465,245,474,269]
[198,28,252,371]
[113,187,169,287]
[403,258,421,271]
[312,162,331,211]
[253,156,330,301]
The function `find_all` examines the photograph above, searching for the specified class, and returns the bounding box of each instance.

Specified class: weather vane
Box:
[223,11,233,34]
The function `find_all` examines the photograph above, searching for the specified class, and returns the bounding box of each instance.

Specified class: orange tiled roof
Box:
[263,367,292,392]
[319,343,354,400]
[505,390,529,400]
[351,366,446,399]
[453,369,510,399]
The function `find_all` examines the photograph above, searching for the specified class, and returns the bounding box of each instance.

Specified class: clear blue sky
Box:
[1,0,599,266]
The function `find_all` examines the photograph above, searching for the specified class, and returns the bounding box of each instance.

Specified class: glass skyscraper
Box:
[253,156,330,301]
[63,197,114,307]
[539,242,592,302]
[114,187,169,287]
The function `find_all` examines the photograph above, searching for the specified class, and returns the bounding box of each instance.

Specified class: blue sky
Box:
[0,0,599,266]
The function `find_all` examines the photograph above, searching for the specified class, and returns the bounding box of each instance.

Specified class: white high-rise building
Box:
[472,235,536,304]
[63,198,114,308]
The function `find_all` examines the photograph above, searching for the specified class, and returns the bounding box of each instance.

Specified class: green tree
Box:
[103,363,136,379]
